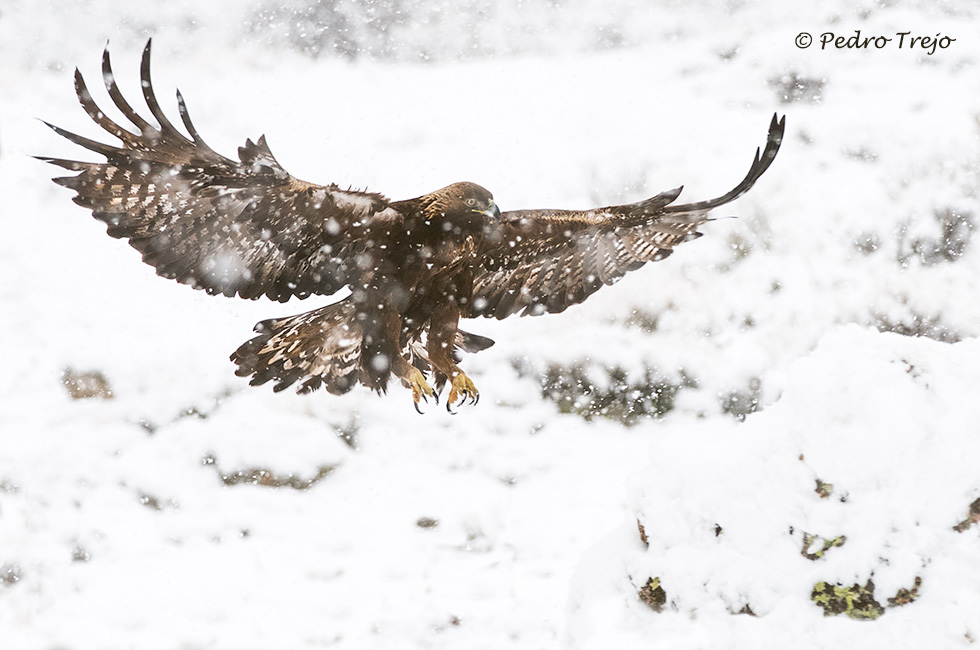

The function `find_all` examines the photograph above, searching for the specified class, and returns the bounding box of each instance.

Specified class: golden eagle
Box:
[41,41,784,411]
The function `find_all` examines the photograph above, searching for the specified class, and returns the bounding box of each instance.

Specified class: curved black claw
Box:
[446,393,464,415]
[414,392,429,415]
[446,389,479,414]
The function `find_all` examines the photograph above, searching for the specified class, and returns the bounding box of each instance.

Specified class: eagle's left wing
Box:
[469,114,785,319]
[40,40,393,303]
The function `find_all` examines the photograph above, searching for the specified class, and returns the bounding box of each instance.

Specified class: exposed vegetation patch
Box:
[813,576,924,617]
[801,533,846,561]
[622,310,660,334]
[137,492,173,511]
[843,147,878,163]
[517,361,696,426]
[0,563,22,587]
[332,415,360,450]
[953,497,980,533]
[725,231,755,266]
[814,478,834,499]
[203,454,336,489]
[138,388,237,435]
[71,545,91,563]
[637,519,649,548]
[897,208,974,266]
[854,232,881,255]
[769,71,825,104]
[249,0,402,60]
[871,310,960,343]
[720,377,762,422]
[639,577,667,612]
[62,367,113,400]
[887,576,922,607]
[246,0,641,63]
[811,580,884,620]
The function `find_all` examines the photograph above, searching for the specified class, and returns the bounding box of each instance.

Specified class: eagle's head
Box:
[421,182,500,231]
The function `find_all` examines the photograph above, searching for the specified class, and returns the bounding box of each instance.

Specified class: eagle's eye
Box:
[464,198,478,208]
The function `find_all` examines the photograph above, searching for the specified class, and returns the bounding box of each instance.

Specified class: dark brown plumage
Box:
[41,41,785,410]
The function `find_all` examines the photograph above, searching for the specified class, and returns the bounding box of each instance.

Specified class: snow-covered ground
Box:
[2,1,979,648]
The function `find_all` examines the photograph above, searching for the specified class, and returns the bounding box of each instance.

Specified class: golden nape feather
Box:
[42,40,784,411]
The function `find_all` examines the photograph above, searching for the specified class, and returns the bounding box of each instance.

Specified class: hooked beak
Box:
[484,199,501,219]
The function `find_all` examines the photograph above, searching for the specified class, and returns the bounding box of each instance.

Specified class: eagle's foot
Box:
[446,371,479,413]
[406,366,436,414]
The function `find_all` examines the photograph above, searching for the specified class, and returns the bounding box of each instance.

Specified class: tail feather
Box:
[231,297,497,395]
[425,328,497,393]
[231,298,362,394]
[456,329,495,354]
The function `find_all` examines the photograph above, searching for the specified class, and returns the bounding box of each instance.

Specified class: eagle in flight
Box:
[42,41,784,412]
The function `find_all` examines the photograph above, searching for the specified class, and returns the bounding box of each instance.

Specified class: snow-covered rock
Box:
[568,326,980,648]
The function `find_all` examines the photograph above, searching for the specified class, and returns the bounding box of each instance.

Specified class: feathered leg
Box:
[427,303,478,411]
[360,303,435,410]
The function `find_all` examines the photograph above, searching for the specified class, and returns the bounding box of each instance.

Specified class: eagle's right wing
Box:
[39,40,395,303]
[469,114,785,319]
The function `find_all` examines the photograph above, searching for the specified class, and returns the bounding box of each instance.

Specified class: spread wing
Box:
[39,40,395,302]
[469,114,785,319]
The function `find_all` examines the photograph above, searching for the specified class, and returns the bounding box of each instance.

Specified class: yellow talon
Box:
[406,366,435,413]
[447,371,479,411]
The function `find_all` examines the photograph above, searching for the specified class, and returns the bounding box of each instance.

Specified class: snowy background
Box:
[2,0,980,648]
